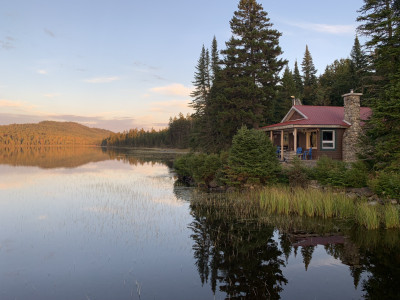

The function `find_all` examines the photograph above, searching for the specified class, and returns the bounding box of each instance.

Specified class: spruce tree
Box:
[350,35,369,93]
[210,36,220,84]
[190,45,211,117]
[357,0,400,171]
[301,45,318,104]
[293,60,303,99]
[209,0,286,149]
[276,66,296,119]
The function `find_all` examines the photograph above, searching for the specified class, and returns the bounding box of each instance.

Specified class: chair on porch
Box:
[296,147,303,159]
[276,146,281,158]
[303,148,312,160]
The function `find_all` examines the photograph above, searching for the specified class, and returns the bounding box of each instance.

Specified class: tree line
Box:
[103,0,399,173]
[101,113,192,149]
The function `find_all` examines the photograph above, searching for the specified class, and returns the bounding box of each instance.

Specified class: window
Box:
[306,131,317,149]
[321,130,335,149]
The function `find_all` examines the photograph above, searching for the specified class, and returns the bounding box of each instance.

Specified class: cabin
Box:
[260,90,372,162]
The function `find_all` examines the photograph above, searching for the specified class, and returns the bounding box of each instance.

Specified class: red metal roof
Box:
[261,105,372,129]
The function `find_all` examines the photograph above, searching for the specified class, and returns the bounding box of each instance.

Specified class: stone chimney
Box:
[291,96,302,106]
[342,89,363,162]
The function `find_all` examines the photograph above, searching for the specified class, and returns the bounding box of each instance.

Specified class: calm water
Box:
[0,147,399,300]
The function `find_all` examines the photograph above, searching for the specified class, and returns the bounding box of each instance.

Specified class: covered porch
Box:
[264,126,319,162]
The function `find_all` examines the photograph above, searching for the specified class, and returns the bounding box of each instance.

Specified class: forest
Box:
[103,0,399,174]
[0,121,112,146]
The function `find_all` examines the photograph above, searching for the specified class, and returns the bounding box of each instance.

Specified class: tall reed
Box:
[354,202,380,230]
[383,204,400,229]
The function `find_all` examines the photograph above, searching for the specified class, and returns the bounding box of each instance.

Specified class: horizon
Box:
[1,0,364,132]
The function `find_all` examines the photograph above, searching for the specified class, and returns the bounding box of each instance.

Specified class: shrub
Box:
[369,171,400,200]
[174,152,226,186]
[286,157,309,188]
[227,126,280,186]
[344,161,368,188]
[314,156,368,188]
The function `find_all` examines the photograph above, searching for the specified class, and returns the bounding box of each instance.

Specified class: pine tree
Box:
[210,36,220,84]
[276,66,296,119]
[207,0,286,150]
[293,60,303,99]
[301,45,318,104]
[357,0,400,171]
[350,35,369,93]
[190,45,211,117]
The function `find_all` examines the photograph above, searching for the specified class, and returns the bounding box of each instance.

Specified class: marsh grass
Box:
[355,202,380,230]
[193,186,400,230]
[383,204,400,229]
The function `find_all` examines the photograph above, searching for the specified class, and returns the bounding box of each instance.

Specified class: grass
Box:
[193,186,400,230]
[259,186,354,220]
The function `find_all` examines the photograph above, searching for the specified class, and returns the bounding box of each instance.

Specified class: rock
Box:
[390,199,398,205]
[346,192,358,200]
[208,180,218,188]
[226,187,236,193]
[346,187,374,198]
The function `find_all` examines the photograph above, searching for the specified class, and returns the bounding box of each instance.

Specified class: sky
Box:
[0,0,365,132]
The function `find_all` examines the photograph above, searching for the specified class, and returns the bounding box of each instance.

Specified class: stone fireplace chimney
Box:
[291,96,302,106]
[342,90,363,162]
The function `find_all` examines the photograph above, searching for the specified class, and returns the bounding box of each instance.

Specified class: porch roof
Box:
[260,105,372,131]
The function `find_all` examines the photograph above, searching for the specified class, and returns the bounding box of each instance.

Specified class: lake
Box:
[1,147,399,300]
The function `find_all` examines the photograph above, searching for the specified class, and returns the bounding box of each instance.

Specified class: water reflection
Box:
[0,146,178,169]
[189,199,400,299]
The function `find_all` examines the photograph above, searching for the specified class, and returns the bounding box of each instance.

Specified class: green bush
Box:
[314,156,347,186]
[286,157,309,188]
[369,171,400,200]
[174,152,226,186]
[314,156,368,188]
[344,161,368,188]
[227,126,280,186]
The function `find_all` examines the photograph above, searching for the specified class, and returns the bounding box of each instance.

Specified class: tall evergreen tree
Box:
[210,36,220,84]
[293,60,303,98]
[203,0,286,152]
[190,45,211,117]
[276,66,296,119]
[357,0,400,171]
[301,45,318,104]
[350,35,369,93]
[357,0,400,84]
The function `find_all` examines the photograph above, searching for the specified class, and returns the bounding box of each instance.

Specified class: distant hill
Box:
[0,121,113,146]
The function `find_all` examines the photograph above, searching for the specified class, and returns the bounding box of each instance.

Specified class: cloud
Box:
[0,99,35,110]
[150,83,193,97]
[287,22,355,35]
[149,99,192,114]
[84,76,120,83]
[37,69,48,75]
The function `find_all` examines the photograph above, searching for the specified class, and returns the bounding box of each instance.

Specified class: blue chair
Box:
[303,148,312,160]
[296,147,303,159]
[276,146,281,158]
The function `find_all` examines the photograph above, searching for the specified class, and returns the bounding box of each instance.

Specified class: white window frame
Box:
[321,130,335,150]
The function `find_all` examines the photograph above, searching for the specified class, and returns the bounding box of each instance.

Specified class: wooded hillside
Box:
[0,121,112,146]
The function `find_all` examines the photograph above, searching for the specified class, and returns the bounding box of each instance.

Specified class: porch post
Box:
[269,131,273,142]
[280,130,284,161]
[294,128,297,150]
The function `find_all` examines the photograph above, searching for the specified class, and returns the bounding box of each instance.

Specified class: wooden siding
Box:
[316,128,345,160]
[288,111,304,121]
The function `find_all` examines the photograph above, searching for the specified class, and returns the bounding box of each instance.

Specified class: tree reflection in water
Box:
[188,193,400,299]
[189,203,287,299]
